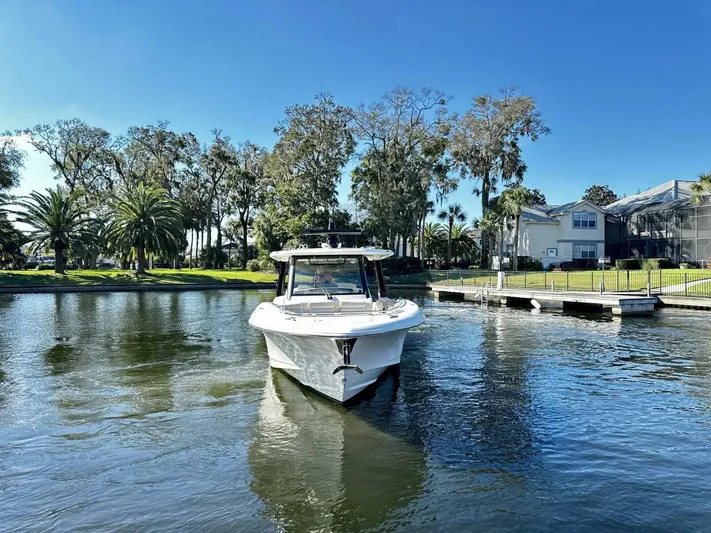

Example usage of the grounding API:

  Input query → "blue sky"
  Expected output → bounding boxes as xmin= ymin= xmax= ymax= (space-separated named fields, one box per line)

xmin=2 ymin=0 xmax=711 ymax=220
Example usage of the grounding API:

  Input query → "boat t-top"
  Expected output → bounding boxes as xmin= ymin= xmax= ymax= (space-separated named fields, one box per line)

xmin=248 ymin=228 xmax=424 ymax=403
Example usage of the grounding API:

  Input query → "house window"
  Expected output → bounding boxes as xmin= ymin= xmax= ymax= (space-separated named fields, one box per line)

xmin=504 ymin=244 xmax=514 ymax=257
xmin=547 ymin=248 xmax=558 ymax=257
xmin=573 ymin=211 xmax=597 ymax=229
xmin=573 ymin=243 xmax=597 ymax=259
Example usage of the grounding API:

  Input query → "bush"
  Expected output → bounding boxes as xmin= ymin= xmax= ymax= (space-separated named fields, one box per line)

xmin=36 ymin=263 xmax=54 ymax=271
xmin=641 ymin=257 xmax=673 ymax=270
xmin=382 ymin=256 xmax=424 ymax=275
xmin=24 ymin=261 xmax=39 ymax=270
xmin=259 ymin=257 xmax=275 ymax=271
xmin=247 ymin=259 xmax=261 ymax=272
xmin=615 ymin=259 xmax=641 ymax=270
xmin=560 ymin=259 xmax=598 ymax=271
xmin=199 ymin=247 xmax=228 ymax=269
xmin=516 ymin=256 xmax=543 ymax=271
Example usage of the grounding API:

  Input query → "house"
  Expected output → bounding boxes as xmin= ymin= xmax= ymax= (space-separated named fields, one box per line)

xmin=495 ymin=200 xmax=607 ymax=268
xmin=605 ymin=179 xmax=711 ymax=264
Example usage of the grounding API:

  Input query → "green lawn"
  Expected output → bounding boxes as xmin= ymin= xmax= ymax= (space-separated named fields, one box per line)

xmin=0 ymin=268 xmax=277 ymax=287
xmin=433 ymin=268 xmax=711 ymax=296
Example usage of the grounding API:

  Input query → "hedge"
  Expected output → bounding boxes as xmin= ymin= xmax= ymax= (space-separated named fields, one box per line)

xmin=615 ymin=259 xmax=641 ymax=270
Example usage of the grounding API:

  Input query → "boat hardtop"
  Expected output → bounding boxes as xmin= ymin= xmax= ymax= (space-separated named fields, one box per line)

xmin=270 ymin=246 xmax=394 ymax=262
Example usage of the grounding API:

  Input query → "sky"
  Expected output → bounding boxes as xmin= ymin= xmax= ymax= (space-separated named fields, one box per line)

xmin=2 ymin=0 xmax=711 ymax=221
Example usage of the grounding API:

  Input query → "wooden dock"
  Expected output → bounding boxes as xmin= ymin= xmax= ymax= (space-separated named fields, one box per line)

xmin=431 ymin=285 xmax=658 ymax=316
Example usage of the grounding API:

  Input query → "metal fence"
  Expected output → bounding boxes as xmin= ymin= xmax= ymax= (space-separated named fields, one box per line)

xmin=426 ymin=268 xmax=711 ymax=298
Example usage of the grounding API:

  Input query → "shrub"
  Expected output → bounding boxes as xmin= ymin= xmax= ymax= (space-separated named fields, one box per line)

xmin=641 ymin=257 xmax=673 ymax=270
xmin=36 ymin=263 xmax=54 ymax=271
xmin=516 ymin=256 xmax=543 ymax=271
xmin=615 ymin=259 xmax=641 ymax=270
xmin=247 ymin=259 xmax=261 ymax=272
xmin=24 ymin=261 xmax=39 ymax=270
xmin=259 ymin=257 xmax=275 ymax=271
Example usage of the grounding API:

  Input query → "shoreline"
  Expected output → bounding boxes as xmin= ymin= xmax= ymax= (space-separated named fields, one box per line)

xmin=0 ymin=282 xmax=431 ymax=295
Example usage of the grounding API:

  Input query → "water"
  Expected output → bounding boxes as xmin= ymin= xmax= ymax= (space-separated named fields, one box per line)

xmin=1 ymin=291 xmax=710 ymax=532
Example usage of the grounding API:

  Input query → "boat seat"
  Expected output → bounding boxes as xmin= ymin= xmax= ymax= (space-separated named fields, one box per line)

xmin=338 ymin=301 xmax=369 ymax=314
xmin=305 ymin=301 xmax=339 ymax=314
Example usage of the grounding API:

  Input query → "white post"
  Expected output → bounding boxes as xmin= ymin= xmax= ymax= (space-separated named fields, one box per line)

xmin=497 ymin=271 xmax=505 ymax=290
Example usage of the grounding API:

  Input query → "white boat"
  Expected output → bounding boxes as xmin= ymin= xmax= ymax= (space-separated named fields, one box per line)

xmin=248 ymin=230 xmax=424 ymax=403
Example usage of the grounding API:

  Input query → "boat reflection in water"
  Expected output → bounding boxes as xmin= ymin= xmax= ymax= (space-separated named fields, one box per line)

xmin=248 ymin=368 xmax=426 ymax=532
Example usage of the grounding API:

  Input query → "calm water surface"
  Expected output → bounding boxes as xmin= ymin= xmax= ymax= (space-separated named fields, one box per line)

xmin=1 ymin=291 xmax=710 ymax=532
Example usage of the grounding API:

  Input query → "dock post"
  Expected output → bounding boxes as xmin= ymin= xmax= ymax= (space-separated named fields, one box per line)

xmin=551 ymin=281 xmax=555 ymax=292
xmin=591 ymin=271 xmax=594 ymax=292
xmin=600 ymin=281 xmax=604 ymax=295
xmin=626 ymin=270 xmax=630 ymax=292
xmin=616 ymin=269 xmax=620 ymax=291
xmin=524 ymin=270 xmax=527 ymax=288
xmin=646 ymin=282 xmax=651 ymax=297
xmin=685 ymin=272 xmax=688 ymax=297
xmin=497 ymin=271 xmax=504 ymax=290
xmin=566 ymin=271 xmax=569 ymax=291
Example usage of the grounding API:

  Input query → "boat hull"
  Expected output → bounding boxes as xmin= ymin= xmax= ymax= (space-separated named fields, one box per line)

xmin=261 ymin=329 xmax=408 ymax=402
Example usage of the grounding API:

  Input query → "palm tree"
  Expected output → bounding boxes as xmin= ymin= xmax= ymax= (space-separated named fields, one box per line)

xmin=418 ymin=221 xmax=445 ymax=265
xmin=476 ymin=209 xmax=503 ymax=270
xmin=106 ymin=183 xmax=183 ymax=276
xmin=450 ymin=223 xmax=478 ymax=266
xmin=499 ymin=186 xmax=534 ymax=271
xmin=15 ymin=187 xmax=93 ymax=274
xmin=691 ymin=172 xmax=711 ymax=204
xmin=437 ymin=203 xmax=467 ymax=268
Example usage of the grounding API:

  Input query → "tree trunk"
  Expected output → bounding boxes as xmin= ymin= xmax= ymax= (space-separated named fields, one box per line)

xmin=216 ymin=223 xmax=223 ymax=268
xmin=513 ymin=214 xmax=520 ymax=271
xmin=499 ymin=220 xmax=505 ymax=271
xmin=395 ymin=234 xmax=400 ymax=257
xmin=447 ymin=221 xmax=453 ymax=268
xmin=188 ymin=229 xmax=193 ymax=269
xmin=205 ymin=202 xmax=213 ymax=252
xmin=479 ymin=169 xmax=491 ymax=268
xmin=199 ymin=229 xmax=204 ymax=266
xmin=54 ymin=243 xmax=65 ymax=275
xmin=242 ymin=219 xmax=249 ymax=269
xmin=136 ymin=243 xmax=147 ymax=275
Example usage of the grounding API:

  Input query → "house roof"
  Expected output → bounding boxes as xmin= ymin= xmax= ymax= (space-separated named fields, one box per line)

xmin=521 ymin=210 xmax=557 ymax=223
xmin=522 ymin=199 xmax=603 ymax=223
xmin=606 ymin=180 xmax=696 ymax=216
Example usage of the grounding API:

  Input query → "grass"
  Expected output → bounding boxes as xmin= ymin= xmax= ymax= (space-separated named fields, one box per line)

xmin=0 ymin=268 xmax=277 ymax=287
xmin=432 ymin=268 xmax=711 ymax=296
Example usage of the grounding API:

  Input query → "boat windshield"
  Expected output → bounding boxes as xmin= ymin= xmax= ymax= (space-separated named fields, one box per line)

xmin=291 ymin=257 xmax=365 ymax=297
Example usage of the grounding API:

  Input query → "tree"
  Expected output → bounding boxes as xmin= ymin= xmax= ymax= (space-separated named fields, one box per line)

xmin=582 ymin=184 xmax=619 ymax=207
xmin=15 ymin=187 xmax=93 ymax=274
xmin=418 ymin=221 xmax=445 ymax=263
xmin=351 ymin=87 xmax=454 ymax=255
xmin=475 ymin=200 xmax=505 ymax=269
xmin=437 ymin=203 xmax=467 ymax=267
xmin=228 ymin=141 xmax=267 ymax=267
xmin=105 ymin=183 xmax=183 ymax=275
xmin=528 ymin=188 xmax=547 ymax=206
xmin=199 ymin=131 xmax=236 ymax=256
xmin=0 ymin=134 xmax=25 ymax=190
xmin=450 ymin=88 xmax=550 ymax=268
xmin=265 ymin=93 xmax=355 ymax=238
xmin=21 ymin=119 xmax=112 ymax=196
xmin=450 ymin=223 xmax=479 ymax=266
xmin=499 ymin=186 xmax=534 ymax=270
xmin=691 ymin=173 xmax=711 ymax=204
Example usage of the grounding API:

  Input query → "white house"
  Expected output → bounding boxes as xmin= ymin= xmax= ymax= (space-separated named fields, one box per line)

xmin=496 ymin=200 xmax=607 ymax=268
